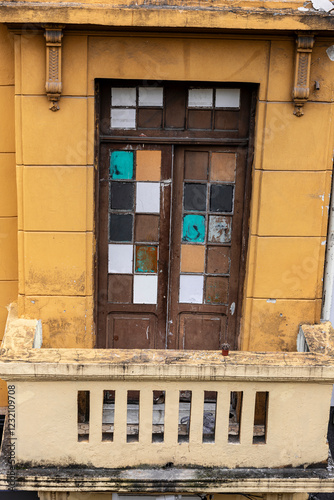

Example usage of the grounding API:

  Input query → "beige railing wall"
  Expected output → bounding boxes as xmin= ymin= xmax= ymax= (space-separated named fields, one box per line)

xmin=0 ymin=305 xmax=333 ymax=469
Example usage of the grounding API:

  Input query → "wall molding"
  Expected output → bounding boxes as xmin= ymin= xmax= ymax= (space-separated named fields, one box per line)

xmin=44 ymin=25 xmax=63 ymax=111
xmin=292 ymin=33 xmax=315 ymax=117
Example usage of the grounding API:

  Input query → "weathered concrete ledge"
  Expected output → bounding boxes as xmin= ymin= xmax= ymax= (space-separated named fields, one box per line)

xmin=1 ymin=305 xmax=334 ymax=382
xmin=0 ymin=464 xmax=334 ymax=493
xmin=2 ymin=0 xmax=334 ymax=32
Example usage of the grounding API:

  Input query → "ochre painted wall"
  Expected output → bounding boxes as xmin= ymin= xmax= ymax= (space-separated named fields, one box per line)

xmin=0 ymin=25 xmax=17 ymax=405
xmin=1 ymin=28 xmax=334 ymax=354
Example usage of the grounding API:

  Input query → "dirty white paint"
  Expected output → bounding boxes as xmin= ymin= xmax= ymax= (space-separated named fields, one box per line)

xmin=311 ymin=0 xmax=334 ymax=12
xmin=327 ymin=45 xmax=334 ymax=61
xmin=136 ymin=182 xmax=160 ymax=213
xmin=33 ymin=320 xmax=43 ymax=349
xmin=108 ymin=244 xmax=133 ymax=274
xmin=111 ymin=108 xmax=136 ymax=129
xmin=133 ymin=275 xmax=158 ymax=304
xmin=139 ymin=87 xmax=164 ymax=107
xmin=111 ymin=87 xmax=136 ymax=107
xmin=188 ymin=89 xmax=213 ymax=108
xmin=215 ymin=88 xmax=240 ymax=108
xmin=179 ymin=275 xmax=204 ymax=303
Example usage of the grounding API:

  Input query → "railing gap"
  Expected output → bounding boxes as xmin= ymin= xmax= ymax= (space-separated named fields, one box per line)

xmin=228 ymin=391 xmax=243 ymax=443
xmin=253 ymin=391 xmax=268 ymax=444
xmin=77 ymin=390 xmax=90 ymax=442
xmin=127 ymin=390 xmax=140 ymax=442
xmin=152 ymin=390 xmax=165 ymax=442
xmin=203 ymin=391 xmax=217 ymax=443
xmin=102 ymin=390 xmax=115 ymax=441
xmin=178 ymin=390 xmax=192 ymax=443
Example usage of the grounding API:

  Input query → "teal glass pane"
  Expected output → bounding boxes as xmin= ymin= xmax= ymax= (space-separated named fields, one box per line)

xmin=110 ymin=151 xmax=134 ymax=179
xmin=135 ymin=245 xmax=158 ymax=273
xmin=182 ymin=214 xmax=205 ymax=243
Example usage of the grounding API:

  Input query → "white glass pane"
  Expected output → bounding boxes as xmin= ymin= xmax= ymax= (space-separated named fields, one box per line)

xmin=188 ymin=89 xmax=213 ymax=108
xmin=179 ymin=275 xmax=204 ymax=304
xmin=138 ymin=87 xmax=163 ymax=107
xmin=111 ymin=108 xmax=136 ymax=129
xmin=215 ymin=89 xmax=240 ymax=108
xmin=111 ymin=88 xmax=136 ymax=107
xmin=108 ymin=244 xmax=133 ymax=273
xmin=136 ymin=182 xmax=160 ymax=213
xmin=133 ymin=275 xmax=158 ymax=304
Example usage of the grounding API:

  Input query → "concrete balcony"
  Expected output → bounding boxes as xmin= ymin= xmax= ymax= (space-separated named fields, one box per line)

xmin=0 ymin=304 xmax=333 ymax=492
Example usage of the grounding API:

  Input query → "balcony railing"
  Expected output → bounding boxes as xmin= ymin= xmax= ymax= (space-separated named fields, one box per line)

xmin=0 ymin=304 xmax=333 ymax=471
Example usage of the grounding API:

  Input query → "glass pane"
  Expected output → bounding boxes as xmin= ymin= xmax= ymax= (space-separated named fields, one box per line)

xmin=111 ymin=87 xmax=136 ymax=107
xmin=111 ymin=108 xmax=136 ymax=129
xmin=215 ymin=88 xmax=240 ymax=108
xmin=138 ymin=87 xmax=163 ymax=107
xmin=109 ymin=214 xmax=133 ymax=242
xmin=188 ymin=89 xmax=213 ymax=108
xmin=182 ymin=214 xmax=206 ymax=243
xmin=184 ymin=183 xmax=207 ymax=212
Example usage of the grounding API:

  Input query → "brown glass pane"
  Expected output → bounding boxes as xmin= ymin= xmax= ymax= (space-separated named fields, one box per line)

xmin=205 ymin=276 xmax=229 ymax=304
xmin=135 ymin=214 xmax=159 ymax=242
xmin=188 ymin=110 xmax=212 ymax=130
xmin=138 ymin=108 xmax=163 ymax=129
xmin=178 ymin=313 xmax=226 ymax=350
xmin=207 ymin=246 xmax=230 ymax=274
xmin=165 ymin=86 xmax=186 ymax=129
xmin=184 ymin=151 xmax=208 ymax=180
xmin=210 ymin=153 xmax=236 ymax=182
xmin=214 ymin=110 xmax=239 ymax=131
xmin=108 ymin=274 xmax=132 ymax=303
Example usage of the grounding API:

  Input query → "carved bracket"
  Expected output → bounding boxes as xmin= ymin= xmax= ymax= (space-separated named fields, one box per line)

xmin=44 ymin=26 xmax=63 ymax=112
xmin=292 ymin=33 xmax=315 ymax=117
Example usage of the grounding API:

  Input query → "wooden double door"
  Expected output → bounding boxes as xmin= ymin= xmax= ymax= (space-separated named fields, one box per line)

xmin=97 ymin=142 xmax=249 ymax=350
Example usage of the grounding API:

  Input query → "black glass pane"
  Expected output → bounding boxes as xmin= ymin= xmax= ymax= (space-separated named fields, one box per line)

xmin=109 ymin=214 xmax=133 ymax=242
xmin=110 ymin=182 xmax=134 ymax=210
xmin=184 ymin=183 xmax=207 ymax=211
xmin=210 ymin=185 xmax=234 ymax=213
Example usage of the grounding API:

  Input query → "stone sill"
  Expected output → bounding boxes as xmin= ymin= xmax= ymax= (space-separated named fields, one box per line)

xmin=0 ymin=304 xmax=334 ymax=382
xmin=2 ymin=0 xmax=334 ymax=32
xmin=0 ymin=463 xmax=333 ymax=493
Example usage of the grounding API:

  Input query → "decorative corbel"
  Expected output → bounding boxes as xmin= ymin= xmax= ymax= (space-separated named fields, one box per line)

xmin=292 ymin=33 xmax=315 ymax=117
xmin=44 ymin=26 xmax=63 ymax=111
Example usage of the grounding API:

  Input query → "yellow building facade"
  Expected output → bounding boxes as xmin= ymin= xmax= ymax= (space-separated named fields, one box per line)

xmin=0 ymin=0 xmax=334 ymax=497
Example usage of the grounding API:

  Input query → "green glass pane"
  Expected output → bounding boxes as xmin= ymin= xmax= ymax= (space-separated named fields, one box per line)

xmin=182 ymin=214 xmax=205 ymax=243
xmin=110 ymin=151 xmax=134 ymax=180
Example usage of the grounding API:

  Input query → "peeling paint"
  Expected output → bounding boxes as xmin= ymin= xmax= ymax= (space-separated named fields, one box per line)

xmin=267 ymin=299 xmax=277 ymax=303
xmin=311 ymin=0 xmax=334 ymax=12
xmin=327 ymin=45 xmax=334 ymax=61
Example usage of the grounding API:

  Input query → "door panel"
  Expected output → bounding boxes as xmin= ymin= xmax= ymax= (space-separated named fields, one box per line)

xmin=178 ymin=314 xmax=226 ymax=350
xmin=97 ymin=144 xmax=172 ymax=349
xmin=107 ymin=313 xmax=157 ymax=349
xmin=168 ymin=146 xmax=247 ymax=350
